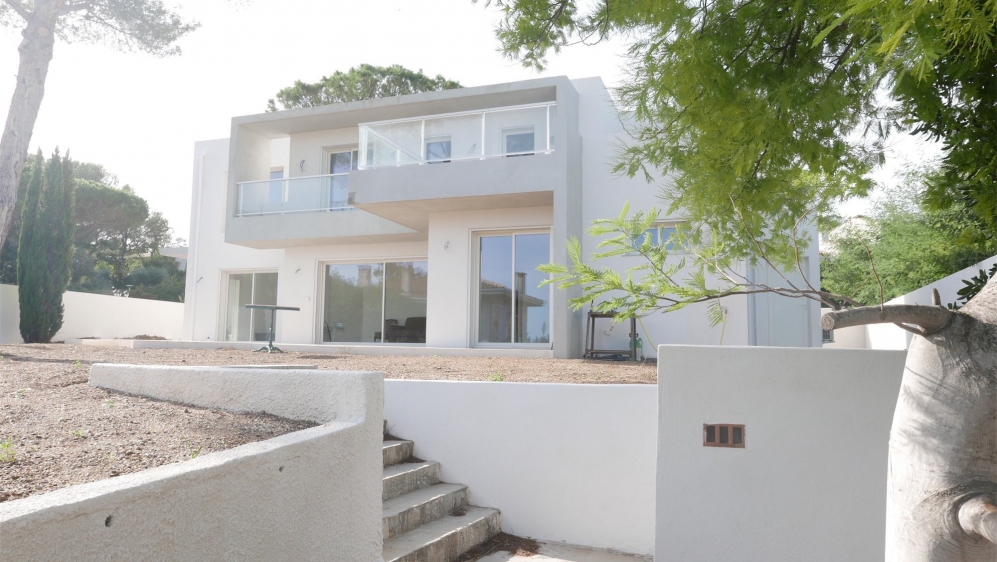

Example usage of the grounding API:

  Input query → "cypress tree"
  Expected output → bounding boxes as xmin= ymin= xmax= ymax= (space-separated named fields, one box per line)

xmin=17 ymin=149 xmax=75 ymax=343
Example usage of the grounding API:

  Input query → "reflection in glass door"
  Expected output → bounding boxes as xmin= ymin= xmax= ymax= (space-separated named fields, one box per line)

xmin=477 ymin=231 xmax=550 ymax=345
xmin=322 ymin=261 xmax=428 ymax=344
xmin=224 ymin=271 xmax=278 ymax=342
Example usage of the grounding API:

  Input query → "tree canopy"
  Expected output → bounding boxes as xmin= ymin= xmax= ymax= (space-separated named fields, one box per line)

xmin=0 ymin=0 xmax=199 ymax=256
xmin=484 ymin=0 xmax=997 ymax=315
xmin=822 ymin=167 xmax=997 ymax=305
xmin=266 ymin=64 xmax=462 ymax=112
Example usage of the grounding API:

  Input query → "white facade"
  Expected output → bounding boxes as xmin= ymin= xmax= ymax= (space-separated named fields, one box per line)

xmin=183 ymin=76 xmax=821 ymax=358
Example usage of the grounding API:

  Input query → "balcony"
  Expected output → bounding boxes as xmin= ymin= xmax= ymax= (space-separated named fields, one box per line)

xmin=350 ymin=103 xmax=561 ymax=231
xmin=357 ymin=102 xmax=555 ymax=168
xmin=237 ymin=174 xmax=353 ymax=217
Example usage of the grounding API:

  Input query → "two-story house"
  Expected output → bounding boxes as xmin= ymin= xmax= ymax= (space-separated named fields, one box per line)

xmin=181 ymin=76 xmax=821 ymax=358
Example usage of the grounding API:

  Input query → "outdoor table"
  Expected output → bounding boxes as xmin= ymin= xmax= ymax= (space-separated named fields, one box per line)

xmin=245 ymin=304 xmax=300 ymax=353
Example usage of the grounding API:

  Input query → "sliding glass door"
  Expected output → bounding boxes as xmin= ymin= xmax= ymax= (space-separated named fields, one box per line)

xmin=322 ymin=261 xmax=428 ymax=344
xmin=477 ymin=231 xmax=550 ymax=346
xmin=224 ymin=271 xmax=278 ymax=342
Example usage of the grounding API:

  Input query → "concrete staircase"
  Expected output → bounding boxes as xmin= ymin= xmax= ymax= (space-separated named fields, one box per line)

xmin=382 ymin=428 xmax=501 ymax=562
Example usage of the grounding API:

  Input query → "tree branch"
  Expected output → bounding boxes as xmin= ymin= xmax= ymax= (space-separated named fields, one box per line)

xmin=959 ymin=495 xmax=997 ymax=545
xmin=821 ymin=304 xmax=954 ymax=335
xmin=3 ymin=0 xmax=32 ymax=21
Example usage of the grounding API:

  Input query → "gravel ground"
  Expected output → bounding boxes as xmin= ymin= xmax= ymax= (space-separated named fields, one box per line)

xmin=0 ymin=344 xmax=658 ymax=384
xmin=0 ymin=343 xmax=654 ymax=503
xmin=0 ymin=347 xmax=317 ymax=504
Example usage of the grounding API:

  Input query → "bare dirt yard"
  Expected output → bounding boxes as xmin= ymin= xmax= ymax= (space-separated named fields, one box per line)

xmin=0 ymin=343 xmax=653 ymax=504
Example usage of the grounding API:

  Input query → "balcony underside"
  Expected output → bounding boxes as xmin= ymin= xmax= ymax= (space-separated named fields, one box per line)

xmin=354 ymin=192 xmax=554 ymax=232
xmin=225 ymin=209 xmax=425 ymax=249
xmin=349 ymin=153 xmax=561 ymax=231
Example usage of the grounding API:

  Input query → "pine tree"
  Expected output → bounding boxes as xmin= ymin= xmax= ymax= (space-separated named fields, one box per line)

xmin=17 ymin=149 xmax=75 ymax=343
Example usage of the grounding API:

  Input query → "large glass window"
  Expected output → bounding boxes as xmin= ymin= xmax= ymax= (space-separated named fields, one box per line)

xmin=477 ymin=232 xmax=550 ymax=345
xmin=322 ymin=261 xmax=428 ymax=344
xmin=224 ymin=271 xmax=278 ymax=342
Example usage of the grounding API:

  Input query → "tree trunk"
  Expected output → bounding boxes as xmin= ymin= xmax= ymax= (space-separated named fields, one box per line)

xmin=0 ymin=11 xmax=57 ymax=249
xmin=824 ymin=280 xmax=997 ymax=561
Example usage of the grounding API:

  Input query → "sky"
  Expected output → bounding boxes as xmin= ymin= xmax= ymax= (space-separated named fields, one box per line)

xmin=0 ymin=0 xmax=629 ymax=240
xmin=0 ymin=0 xmax=937 ymax=239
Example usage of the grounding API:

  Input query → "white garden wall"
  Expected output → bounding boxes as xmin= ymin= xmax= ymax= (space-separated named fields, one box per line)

xmin=823 ymin=254 xmax=997 ymax=350
xmin=656 ymin=345 xmax=907 ymax=562
xmin=0 ymin=284 xmax=184 ymax=344
xmin=383 ymin=380 xmax=658 ymax=556
xmin=0 ymin=365 xmax=383 ymax=562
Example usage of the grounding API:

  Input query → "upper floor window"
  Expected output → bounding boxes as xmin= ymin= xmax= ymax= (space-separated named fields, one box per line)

xmin=504 ymin=128 xmax=535 ymax=157
xmin=631 ymin=221 xmax=687 ymax=254
xmin=426 ymin=136 xmax=452 ymax=164
xmin=268 ymin=168 xmax=284 ymax=204
xmin=328 ymin=149 xmax=358 ymax=209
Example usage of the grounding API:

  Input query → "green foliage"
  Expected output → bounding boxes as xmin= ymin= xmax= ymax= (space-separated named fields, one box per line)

xmin=947 ymin=264 xmax=997 ymax=310
xmin=17 ymin=149 xmax=75 ymax=343
xmin=0 ymin=437 xmax=16 ymax=463
xmin=0 ymin=0 xmax=199 ymax=57
xmin=267 ymin=64 xmax=462 ymax=111
xmin=484 ymin=0 xmax=997 ymax=279
xmin=821 ymin=171 xmax=996 ymax=305
xmin=486 ymin=372 xmax=505 ymax=382
xmin=540 ymin=203 xmax=840 ymax=323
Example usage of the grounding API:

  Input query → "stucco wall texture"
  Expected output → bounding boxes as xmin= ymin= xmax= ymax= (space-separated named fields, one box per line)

xmin=0 ymin=284 xmax=184 ymax=344
xmin=383 ymin=379 xmax=658 ymax=556
xmin=0 ymin=365 xmax=384 ymax=562
xmin=656 ymin=345 xmax=908 ymax=562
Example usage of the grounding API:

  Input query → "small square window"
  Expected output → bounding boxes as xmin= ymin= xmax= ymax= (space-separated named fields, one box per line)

xmin=426 ymin=136 xmax=452 ymax=164
xmin=504 ymin=128 xmax=535 ymax=157
xmin=703 ymin=424 xmax=745 ymax=448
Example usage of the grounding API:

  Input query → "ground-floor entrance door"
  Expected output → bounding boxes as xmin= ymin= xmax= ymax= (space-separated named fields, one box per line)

xmin=475 ymin=230 xmax=551 ymax=346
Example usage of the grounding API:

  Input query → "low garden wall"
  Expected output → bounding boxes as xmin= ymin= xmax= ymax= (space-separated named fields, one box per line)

xmin=0 ymin=284 xmax=184 ymax=343
xmin=384 ymin=380 xmax=658 ymax=556
xmin=656 ymin=345 xmax=907 ymax=562
xmin=0 ymin=365 xmax=384 ymax=562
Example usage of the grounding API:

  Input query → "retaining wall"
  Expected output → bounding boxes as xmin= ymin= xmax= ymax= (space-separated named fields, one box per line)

xmin=383 ymin=380 xmax=658 ymax=556
xmin=656 ymin=345 xmax=907 ymax=562
xmin=0 ymin=284 xmax=184 ymax=343
xmin=0 ymin=365 xmax=383 ymax=562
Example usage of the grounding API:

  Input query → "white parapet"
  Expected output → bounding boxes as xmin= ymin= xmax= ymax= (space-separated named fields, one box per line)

xmin=0 ymin=365 xmax=384 ymax=562
xmin=656 ymin=345 xmax=907 ymax=562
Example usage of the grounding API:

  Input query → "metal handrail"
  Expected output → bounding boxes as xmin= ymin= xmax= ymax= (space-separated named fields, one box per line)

xmin=357 ymin=101 xmax=556 ymax=128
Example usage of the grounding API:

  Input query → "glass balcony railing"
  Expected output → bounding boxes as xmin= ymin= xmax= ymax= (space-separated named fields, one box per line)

xmin=237 ymin=174 xmax=354 ymax=216
xmin=357 ymin=102 xmax=555 ymax=169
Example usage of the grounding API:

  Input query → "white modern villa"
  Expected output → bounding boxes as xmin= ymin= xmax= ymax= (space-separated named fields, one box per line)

xmin=181 ymin=76 xmax=821 ymax=358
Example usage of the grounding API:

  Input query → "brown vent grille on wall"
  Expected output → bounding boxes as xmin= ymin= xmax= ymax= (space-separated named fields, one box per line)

xmin=703 ymin=424 xmax=745 ymax=448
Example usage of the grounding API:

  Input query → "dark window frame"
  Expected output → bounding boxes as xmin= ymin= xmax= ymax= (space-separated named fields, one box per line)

xmin=703 ymin=423 xmax=746 ymax=448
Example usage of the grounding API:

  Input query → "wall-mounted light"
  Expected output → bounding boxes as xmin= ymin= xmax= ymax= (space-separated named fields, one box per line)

xmin=444 ymin=241 xmax=450 ymax=250
xmin=294 ymin=268 xmax=301 ymax=274
xmin=299 ymin=159 xmax=306 ymax=173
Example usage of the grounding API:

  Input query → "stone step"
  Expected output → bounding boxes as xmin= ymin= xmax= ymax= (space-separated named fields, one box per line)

xmin=383 ymin=483 xmax=469 ymax=540
xmin=383 ymin=440 xmax=415 ymax=468
xmin=382 ymin=506 xmax=501 ymax=562
xmin=383 ymin=461 xmax=441 ymax=501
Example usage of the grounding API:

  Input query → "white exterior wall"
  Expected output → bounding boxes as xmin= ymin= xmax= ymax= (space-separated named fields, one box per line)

xmin=182 ymin=77 xmax=820 ymax=355
xmin=656 ymin=345 xmax=907 ymax=562
xmin=574 ymin=77 xmax=819 ymax=354
xmin=288 ymin=128 xmax=358 ymax=178
xmin=383 ymin=380 xmax=658 ymax=556
xmin=0 ymin=365 xmax=383 ymax=562
xmin=425 ymin=206 xmax=554 ymax=349
xmin=185 ymin=139 xmax=284 ymax=341
xmin=0 ymin=285 xmax=183 ymax=343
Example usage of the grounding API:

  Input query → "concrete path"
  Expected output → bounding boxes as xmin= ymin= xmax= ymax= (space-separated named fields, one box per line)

xmin=476 ymin=542 xmax=651 ymax=562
